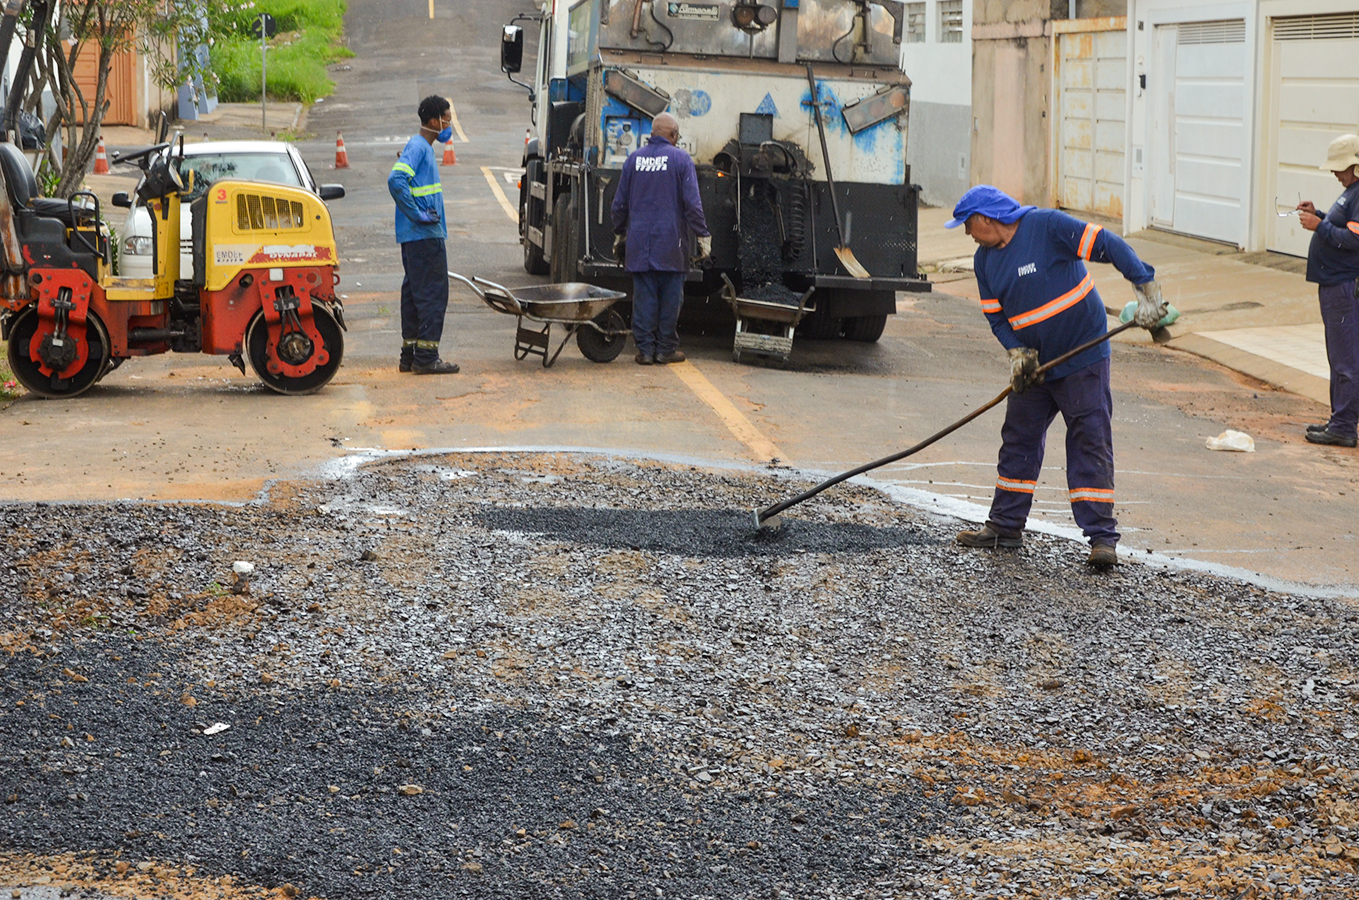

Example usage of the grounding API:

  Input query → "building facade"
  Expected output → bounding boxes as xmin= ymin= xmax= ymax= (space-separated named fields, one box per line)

xmin=899 ymin=0 xmax=974 ymax=207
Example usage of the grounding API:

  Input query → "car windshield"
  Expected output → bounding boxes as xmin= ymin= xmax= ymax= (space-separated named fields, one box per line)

xmin=175 ymin=153 xmax=301 ymax=201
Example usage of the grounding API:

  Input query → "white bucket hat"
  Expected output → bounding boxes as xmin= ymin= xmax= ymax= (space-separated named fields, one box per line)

xmin=1321 ymin=133 xmax=1359 ymax=172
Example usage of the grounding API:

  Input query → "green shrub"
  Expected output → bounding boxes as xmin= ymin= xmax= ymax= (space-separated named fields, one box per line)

xmin=210 ymin=0 xmax=352 ymax=104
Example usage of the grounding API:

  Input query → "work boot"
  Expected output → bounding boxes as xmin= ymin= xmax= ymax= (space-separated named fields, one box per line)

xmin=399 ymin=358 xmax=413 ymax=373
xmin=1087 ymin=543 xmax=1119 ymax=567
xmin=412 ymin=359 xmax=460 ymax=375
xmin=1306 ymin=422 xmax=1328 ymax=434
xmin=1305 ymin=428 xmax=1357 ymax=448
xmin=656 ymin=350 xmax=687 ymax=364
xmin=634 ymin=352 xmax=654 ymax=365
xmin=956 ymin=523 xmax=1022 ymax=549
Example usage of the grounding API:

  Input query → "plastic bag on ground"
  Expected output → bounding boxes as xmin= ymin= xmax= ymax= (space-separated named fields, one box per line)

xmin=1206 ymin=430 xmax=1255 ymax=452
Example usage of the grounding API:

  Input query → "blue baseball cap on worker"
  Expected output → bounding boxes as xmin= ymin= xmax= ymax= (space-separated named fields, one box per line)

xmin=944 ymin=185 xmax=1036 ymax=228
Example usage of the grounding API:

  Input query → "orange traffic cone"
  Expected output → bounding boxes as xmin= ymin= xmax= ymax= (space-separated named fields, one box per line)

xmin=334 ymin=133 xmax=350 ymax=169
xmin=92 ymin=135 xmax=109 ymax=175
xmin=441 ymin=139 xmax=457 ymax=166
xmin=524 ymin=128 xmax=530 ymax=149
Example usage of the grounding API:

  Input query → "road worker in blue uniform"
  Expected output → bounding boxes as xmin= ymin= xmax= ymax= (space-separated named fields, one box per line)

xmin=388 ymin=95 xmax=459 ymax=375
xmin=610 ymin=112 xmax=711 ymax=365
xmin=1296 ymin=133 xmax=1359 ymax=449
xmin=948 ymin=185 xmax=1166 ymax=567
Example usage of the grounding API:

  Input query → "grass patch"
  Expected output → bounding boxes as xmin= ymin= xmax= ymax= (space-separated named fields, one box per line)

xmin=1 ymin=340 xmax=21 ymax=408
xmin=211 ymin=0 xmax=353 ymax=104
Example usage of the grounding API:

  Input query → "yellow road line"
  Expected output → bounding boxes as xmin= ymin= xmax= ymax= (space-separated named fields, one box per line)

xmin=480 ymin=166 xmax=519 ymax=223
xmin=428 ymin=0 xmax=434 ymax=18
xmin=668 ymin=361 xmax=784 ymax=462
xmin=448 ymin=101 xmax=470 ymax=144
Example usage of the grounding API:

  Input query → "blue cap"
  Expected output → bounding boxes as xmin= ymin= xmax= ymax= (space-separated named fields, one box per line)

xmin=944 ymin=185 xmax=1036 ymax=229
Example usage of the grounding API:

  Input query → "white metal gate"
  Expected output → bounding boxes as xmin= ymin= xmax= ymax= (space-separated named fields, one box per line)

xmin=1055 ymin=26 xmax=1127 ymax=219
xmin=1147 ymin=19 xmax=1248 ymax=246
xmin=1266 ymin=13 xmax=1359 ymax=258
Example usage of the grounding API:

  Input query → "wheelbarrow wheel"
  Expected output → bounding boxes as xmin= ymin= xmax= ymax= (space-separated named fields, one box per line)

xmin=576 ymin=308 xmax=627 ymax=363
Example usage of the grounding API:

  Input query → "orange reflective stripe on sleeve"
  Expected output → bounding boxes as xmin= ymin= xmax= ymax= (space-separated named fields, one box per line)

xmin=1007 ymin=273 xmax=1095 ymax=330
xmin=997 ymin=477 xmax=1037 ymax=494
xmin=1078 ymin=223 xmax=1103 ymax=260
xmin=980 ymin=298 xmax=1002 ymax=314
xmin=1348 ymin=222 xmax=1359 ymax=236
xmin=1069 ymin=487 xmax=1115 ymax=503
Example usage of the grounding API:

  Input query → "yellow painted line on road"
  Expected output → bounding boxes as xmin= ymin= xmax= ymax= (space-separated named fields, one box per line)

xmin=480 ymin=166 xmax=519 ymax=223
xmin=429 ymin=0 xmax=434 ymax=18
xmin=668 ymin=361 xmax=784 ymax=463
xmin=448 ymin=101 xmax=470 ymax=144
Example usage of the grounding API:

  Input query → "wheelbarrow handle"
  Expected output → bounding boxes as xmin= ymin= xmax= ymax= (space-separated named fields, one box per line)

xmin=448 ymin=271 xmax=484 ymax=298
xmin=450 ymin=271 xmax=523 ymax=316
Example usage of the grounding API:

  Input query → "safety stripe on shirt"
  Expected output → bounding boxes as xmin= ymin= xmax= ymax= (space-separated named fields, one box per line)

xmin=1070 ymin=487 xmax=1115 ymax=503
xmin=1008 ymin=273 xmax=1095 ymax=330
xmin=1348 ymin=222 xmax=1359 ymax=235
xmin=1078 ymin=223 xmax=1103 ymax=260
xmin=980 ymin=298 xmax=1002 ymax=314
xmin=392 ymin=162 xmax=416 ymax=177
xmin=410 ymin=183 xmax=443 ymax=197
xmin=997 ymin=477 xmax=1037 ymax=494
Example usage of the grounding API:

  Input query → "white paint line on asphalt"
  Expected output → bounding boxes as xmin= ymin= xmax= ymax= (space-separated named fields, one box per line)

xmin=448 ymin=101 xmax=470 ymax=144
xmin=480 ymin=166 xmax=519 ymax=223
xmin=668 ymin=361 xmax=784 ymax=463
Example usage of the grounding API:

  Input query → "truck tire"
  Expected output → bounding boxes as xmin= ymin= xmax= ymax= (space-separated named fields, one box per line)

xmin=521 ymin=160 xmax=549 ymax=276
xmin=550 ymin=193 xmax=580 ymax=284
xmin=842 ymin=314 xmax=887 ymax=342
xmin=797 ymin=305 xmax=842 ymax=340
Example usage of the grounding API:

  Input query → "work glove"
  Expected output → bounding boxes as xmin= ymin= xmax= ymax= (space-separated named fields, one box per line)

xmin=694 ymin=235 xmax=712 ymax=263
xmin=416 ymin=208 xmax=441 ymax=225
xmin=613 ymin=233 xmax=626 ymax=265
xmin=1132 ymin=279 xmax=1168 ymax=329
xmin=1008 ymin=347 xmax=1043 ymax=394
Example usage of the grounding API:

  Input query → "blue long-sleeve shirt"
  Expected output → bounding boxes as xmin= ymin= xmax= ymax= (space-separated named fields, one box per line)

xmin=611 ymin=135 xmax=709 ymax=272
xmin=974 ymin=209 xmax=1155 ymax=381
xmin=388 ymin=136 xmax=446 ymax=243
xmin=1306 ymin=179 xmax=1359 ymax=286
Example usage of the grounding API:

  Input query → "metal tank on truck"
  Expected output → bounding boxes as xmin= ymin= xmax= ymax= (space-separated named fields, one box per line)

xmin=502 ymin=0 xmax=930 ymax=348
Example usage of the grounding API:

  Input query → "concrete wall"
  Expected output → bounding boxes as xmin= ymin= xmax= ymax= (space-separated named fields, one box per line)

xmin=907 ymin=99 xmax=973 ymax=206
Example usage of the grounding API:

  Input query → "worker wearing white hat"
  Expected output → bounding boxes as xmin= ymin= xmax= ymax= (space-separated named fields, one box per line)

xmin=1296 ymin=134 xmax=1359 ymax=448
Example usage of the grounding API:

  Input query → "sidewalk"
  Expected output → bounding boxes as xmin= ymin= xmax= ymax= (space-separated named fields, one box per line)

xmin=916 ymin=206 xmax=1331 ymax=407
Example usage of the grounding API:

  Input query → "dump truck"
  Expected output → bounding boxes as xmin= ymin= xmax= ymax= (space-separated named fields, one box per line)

xmin=502 ymin=0 xmax=929 ymax=346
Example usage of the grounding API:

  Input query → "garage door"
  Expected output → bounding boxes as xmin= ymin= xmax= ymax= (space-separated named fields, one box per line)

xmin=1055 ymin=27 xmax=1127 ymax=219
xmin=1267 ymin=12 xmax=1359 ymax=258
xmin=1148 ymin=19 xmax=1247 ymax=246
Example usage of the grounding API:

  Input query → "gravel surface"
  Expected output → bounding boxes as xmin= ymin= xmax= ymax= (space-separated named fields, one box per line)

xmin=2 ymin=452 xmax=1358 ymax=899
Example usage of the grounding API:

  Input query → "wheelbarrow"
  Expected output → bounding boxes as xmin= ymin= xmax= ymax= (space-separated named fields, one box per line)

xmin=720 ymin=273 xmax=816 ymax=365
xmin=449 ymin=273 xmax=629 ymax=368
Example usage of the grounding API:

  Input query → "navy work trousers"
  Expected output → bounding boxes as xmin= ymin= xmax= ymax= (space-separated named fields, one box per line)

xmin=400 ymin=238 xmax=449 ymax=366
xmin=631 ymin=271 xmax=685 ymax=357
xmin=987 ymin=357 xmax=1119 ymax=546
xmin=1319 ymin=279 xmax=1359 ymax=439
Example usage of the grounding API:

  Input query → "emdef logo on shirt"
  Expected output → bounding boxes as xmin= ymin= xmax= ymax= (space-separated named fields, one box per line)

xmin=635 ymin=156 xmax=669 ymax=173
xmin=1017 ymin=263 xmax=1037 ymax=277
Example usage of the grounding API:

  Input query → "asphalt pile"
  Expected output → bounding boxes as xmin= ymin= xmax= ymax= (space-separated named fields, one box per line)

xmin=738 ymin=190 xmax=801 ymax=307
xmin=1 ymin=452 xmax=1357 ymax=900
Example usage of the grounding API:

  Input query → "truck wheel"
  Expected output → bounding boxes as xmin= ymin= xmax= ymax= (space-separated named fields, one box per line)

xmin=550 ymin=194 xmax=580 ymax=284
xmin=842 ymin=314 xmax=887 ymax=342
xmin=521 ymin=160 xmax=549 ymax=276
xmin=576 ymin=308 xmax=627 ymax=363
xmin=797 ymin=305 xmax=842 ymax=340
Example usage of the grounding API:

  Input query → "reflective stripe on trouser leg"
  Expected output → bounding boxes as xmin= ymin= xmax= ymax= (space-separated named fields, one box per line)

xmin=1319 ymin=279 xmax=1359 ymax=437
xmin=400 ymin=238 xmax=449 ymax=366
xmin=988 ymin=381 xmax=1059 ymax=534
xmin=1058 ymin=358 xmax=1119 ymax=545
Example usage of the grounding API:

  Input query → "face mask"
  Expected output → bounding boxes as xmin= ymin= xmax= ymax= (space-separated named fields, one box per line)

xmin=437 ymin=126 xmax=453 ymax=144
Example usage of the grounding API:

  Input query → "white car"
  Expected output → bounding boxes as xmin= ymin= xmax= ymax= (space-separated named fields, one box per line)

xmin=117 ymin=140 xmax=344 ymax=279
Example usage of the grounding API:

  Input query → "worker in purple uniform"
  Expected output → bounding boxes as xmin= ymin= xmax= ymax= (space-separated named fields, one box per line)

xmin=947 ymin=185 xmax=1167 ymax=567
xmin=610 ymin=112 xmax=711 ymax=365
xmin=1296 ymin=133 xmax=1359 ymax=449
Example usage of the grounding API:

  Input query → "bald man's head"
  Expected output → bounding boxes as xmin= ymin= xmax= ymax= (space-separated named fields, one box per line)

xmin=652 ymin=113 xmax=680 ymax=143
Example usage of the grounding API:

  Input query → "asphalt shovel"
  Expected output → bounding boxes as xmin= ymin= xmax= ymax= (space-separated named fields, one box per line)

xmin=754 ymin=320 xmax=1140 ymax=532
xmin=806 ymin=64 xmax=870 ymax=280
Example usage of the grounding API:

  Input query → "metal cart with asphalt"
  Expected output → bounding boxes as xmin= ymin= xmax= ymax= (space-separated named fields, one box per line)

xmin=449 ymin=272 xmax=629 ymax=368
xmin=720 ymin=274 xmax=816 ymax=365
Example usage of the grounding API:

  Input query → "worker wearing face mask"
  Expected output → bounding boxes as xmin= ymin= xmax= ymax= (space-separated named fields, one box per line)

xmin=388 ymin=94 xmax=459 ymax=375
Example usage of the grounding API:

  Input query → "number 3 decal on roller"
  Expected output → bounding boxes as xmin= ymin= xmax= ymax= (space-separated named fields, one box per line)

xmin=215 ymin=188 xmax=229 ymax=204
